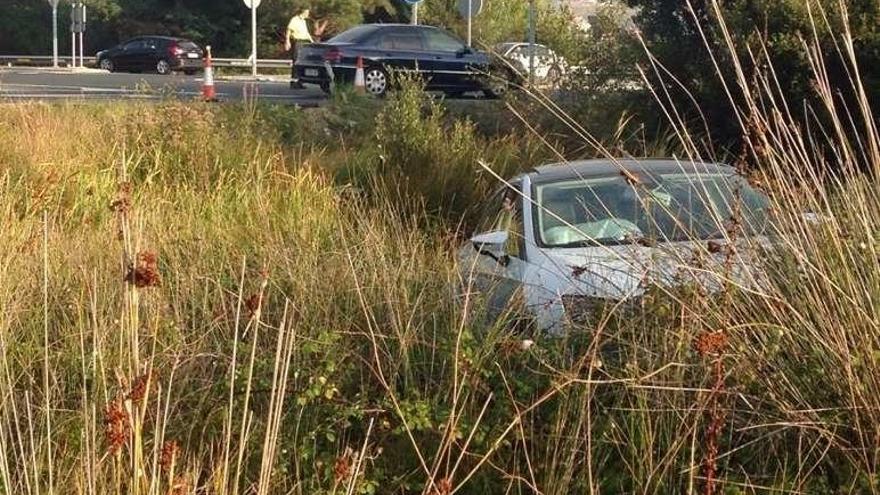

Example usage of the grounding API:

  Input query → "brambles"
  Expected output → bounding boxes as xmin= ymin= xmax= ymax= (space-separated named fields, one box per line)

xmin=128 ymin=372 xmax=151 ymax=405
xmin=160 ymin=441 xmax=180 ymax=473
xmin=125 ymin=251 xmax=161 ymax=288
xmin=104 ymin=395 xmax=130 ymax=456
xmin=1 ymin=3 xmax=879 ymax=488
xmin=110 ymin=182 xmax=132 ymax=214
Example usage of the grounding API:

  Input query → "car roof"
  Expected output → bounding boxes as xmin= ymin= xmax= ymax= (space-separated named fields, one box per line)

xmin=361 ymin=23 xmax=444 ymax=29
xmin=127 ymin=35 xmax=191 ymax=42
xmin=527 ymin=159 xmax=737 ymax=184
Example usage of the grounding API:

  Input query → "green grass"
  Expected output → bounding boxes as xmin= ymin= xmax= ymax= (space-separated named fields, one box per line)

xmin=1 ymin=21 xmax=880 ymax=493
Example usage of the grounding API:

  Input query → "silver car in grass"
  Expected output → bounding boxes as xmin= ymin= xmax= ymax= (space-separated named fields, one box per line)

xmin=457 ymin=159 xmax=773 ymax=333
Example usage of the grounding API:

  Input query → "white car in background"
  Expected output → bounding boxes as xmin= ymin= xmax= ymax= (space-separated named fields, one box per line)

xmin=494 ymin=42 xmax=566 ymax=84
xmin=458 ymin=159 xmax=773 ymax=333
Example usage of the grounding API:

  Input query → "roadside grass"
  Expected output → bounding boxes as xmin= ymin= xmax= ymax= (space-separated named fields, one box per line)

xmin=1 ymin=5 xmax=880 ymax=492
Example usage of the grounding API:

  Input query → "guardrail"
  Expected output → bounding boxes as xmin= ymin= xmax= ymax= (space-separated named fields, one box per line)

xmin=0 ymin=55 xmax=291 ymax=69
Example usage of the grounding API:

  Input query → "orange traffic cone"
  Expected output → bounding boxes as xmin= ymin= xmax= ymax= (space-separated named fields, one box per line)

xmin=202 ymin=46 xmax=217 ymax=102
xmin=354 ymin=56 xmax=366 ymax=94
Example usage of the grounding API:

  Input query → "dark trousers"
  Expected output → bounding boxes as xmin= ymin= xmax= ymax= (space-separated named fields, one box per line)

xmin=290 ymin=41 xmax=303 ymax=84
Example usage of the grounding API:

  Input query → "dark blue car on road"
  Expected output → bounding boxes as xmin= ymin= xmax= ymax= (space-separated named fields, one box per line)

xmin=295 ymin=24 xmax=512 ymax=97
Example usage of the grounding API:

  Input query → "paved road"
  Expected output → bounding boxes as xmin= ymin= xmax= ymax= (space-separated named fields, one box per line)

xmin=0 ymin=68 xmax=326 ymax=106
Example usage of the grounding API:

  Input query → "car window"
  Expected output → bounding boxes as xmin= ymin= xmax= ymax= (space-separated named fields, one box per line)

xmin=423 ymin=28 xmax=465 ymax=52
xmin=377 ymin=31 xmax=424 ymax=51
xmin=329 ymin=25 xmax=378 ymax=44
xmin=534 ymin=173 xmax=770 ymax=247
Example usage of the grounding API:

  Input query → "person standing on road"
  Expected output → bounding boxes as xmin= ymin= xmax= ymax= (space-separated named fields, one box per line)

xmin=285 ymin=8 xmax=314 ymax=89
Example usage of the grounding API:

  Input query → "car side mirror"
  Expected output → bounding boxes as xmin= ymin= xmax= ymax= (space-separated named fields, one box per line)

xmin=471 ymin=230 xmax=510 ymax=267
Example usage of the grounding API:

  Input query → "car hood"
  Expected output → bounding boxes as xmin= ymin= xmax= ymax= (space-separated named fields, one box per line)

xmin=529 ymin=239 xmax=765 ymax=300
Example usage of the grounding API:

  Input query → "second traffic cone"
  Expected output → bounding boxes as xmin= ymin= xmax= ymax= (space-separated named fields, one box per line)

xmin=202 ymin=45 xmax=217 ymax=102
xmin=354 ymin=56 xmax=366 ymax=94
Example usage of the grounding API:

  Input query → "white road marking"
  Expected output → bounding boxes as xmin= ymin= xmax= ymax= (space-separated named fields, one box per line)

xmin=0 ymin=82 xmax=134 ymax=93
xmin=0 ymin=93 xmax=156 ymax=99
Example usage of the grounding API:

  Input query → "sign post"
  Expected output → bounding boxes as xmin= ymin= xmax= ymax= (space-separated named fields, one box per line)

xmin=457 ymin=0 xmax=483 ymax=47
xmin=404 ymin=0 xmax=423 ymax=25
xmin=48 ymin=0 xmax=59 ymax=68
xmin=468 ymin=0 xmax=471 ymax=46
xmin=528 ymin=0 xmax=536 ymax=86
xmin=243 ymin=0 xmax=262 ymax=77
xmin=79 ymin=4 xmax=86 ymax=68
xmin=71 ymin=3 xmax=86 ymax=68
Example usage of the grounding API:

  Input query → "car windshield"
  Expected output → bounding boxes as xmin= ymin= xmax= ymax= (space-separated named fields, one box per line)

xmin=328 ymin=25 xmax=378 ymax=44
xmin=534 ymin=172 xmax=771 ymax=247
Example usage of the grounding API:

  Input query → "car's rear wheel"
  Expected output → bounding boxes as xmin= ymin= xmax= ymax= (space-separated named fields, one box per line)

xmin=156 ymin=59 xmax=172 ymax=75
xmin=99 ymin=58 xmax=114 ymax=72
xmin=363 ymin=66 xmax=388 ymax=97
xmin=484 ymin=77 xmax=509 ymax=99
xmin=545 ymin=66 xmax=563 ymax=88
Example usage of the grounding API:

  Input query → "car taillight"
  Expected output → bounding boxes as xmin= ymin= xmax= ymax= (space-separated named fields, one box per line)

xmin=323 ymin=48 xmax=342 ymax=63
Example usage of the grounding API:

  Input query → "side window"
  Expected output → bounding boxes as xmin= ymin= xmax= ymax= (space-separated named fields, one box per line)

xmin=378 ymin=30 xmax=424 ymax=50
xmin=423 ymin=29 xmax=465 ymax=52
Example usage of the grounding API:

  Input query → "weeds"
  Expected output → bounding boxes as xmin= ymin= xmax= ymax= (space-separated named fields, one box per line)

xmin=1 ymin=2 xmax=880 ymax=491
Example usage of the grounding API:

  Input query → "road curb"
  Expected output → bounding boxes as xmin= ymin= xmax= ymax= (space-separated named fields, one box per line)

xmin=215 ymin=75 xmax=289 ymax=83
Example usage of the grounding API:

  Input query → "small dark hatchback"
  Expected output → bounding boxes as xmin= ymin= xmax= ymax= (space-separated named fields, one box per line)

xmin=96 ymin=36 xmax=204 ymax=75
xmin=295 ymin=24 xmax=512 ymax=97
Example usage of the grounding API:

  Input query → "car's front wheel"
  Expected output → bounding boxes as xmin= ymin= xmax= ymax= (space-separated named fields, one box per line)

xmin=156 ymin=59 xmax=172 ymax=75
xmin=363 ymin=66 xmax=388 ymax=97
xmin=99 ymin=58 xmax=114 ymax=72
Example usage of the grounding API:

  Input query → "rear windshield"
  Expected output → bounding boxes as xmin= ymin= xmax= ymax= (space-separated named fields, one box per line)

xmin=328 ymin=25 xmax=378 ymax=44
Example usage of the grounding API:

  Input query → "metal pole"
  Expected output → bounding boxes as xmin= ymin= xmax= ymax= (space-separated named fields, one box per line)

xmin=79 ymin=4 xmax=85 ymax=68
xmin=52 ymin=4 xmax=58 ymax=67
xmin=250 ymin=3 xmax=257 ymax=77
xmin=528 ymin=0 xmax=536 ymax=86
xmin=467 ymin=0 xmax=472 ymax=46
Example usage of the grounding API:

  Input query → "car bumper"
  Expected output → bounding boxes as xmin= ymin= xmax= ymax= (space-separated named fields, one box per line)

xmin=172 ymin=57 xmax=203 ymax=70
xmin=295 ymin=63 xmax=355 ymax=84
